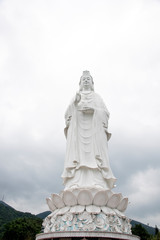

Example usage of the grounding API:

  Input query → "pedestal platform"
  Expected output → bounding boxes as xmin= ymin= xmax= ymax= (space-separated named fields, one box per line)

xmin=43 ymin=189 xmax=131 ymax=234
xmin=36 ymin=231 xmax=140 ymax=240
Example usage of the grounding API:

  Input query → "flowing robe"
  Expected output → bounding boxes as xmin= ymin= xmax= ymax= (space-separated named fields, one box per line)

xmin=62 ymin=91 xmax=116 ymax=190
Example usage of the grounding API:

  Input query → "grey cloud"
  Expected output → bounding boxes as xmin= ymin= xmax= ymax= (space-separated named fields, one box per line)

xmin=0 ymin=0 xmax=160 ymax=227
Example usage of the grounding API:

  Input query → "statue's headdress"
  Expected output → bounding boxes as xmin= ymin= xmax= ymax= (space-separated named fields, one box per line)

xmin=82 ymin=70 xmax=91 ymax=76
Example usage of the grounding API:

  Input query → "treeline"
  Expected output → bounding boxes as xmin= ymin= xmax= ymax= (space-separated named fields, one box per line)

xmin=132 ymin=224 xmax=160 ymax=240
xmin=0 ymin=201 xmax=42 ymax=240
xmin=0 ymin=217 xmax=42 ymax=240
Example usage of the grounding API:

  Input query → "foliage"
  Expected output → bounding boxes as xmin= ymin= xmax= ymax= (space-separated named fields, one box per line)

xmin=131 ymin=220 xmax=155 ymax=236
xmin=155 ymin=225 xmax=159 ymax=236
xmin=149 ymin=226 xmax=160 ymax=240
xmin=149 ymin=233 xmax=160 ymax=240
xmin=132 ymin=224 xmax=151 ymax=240
xmin=1 ymin=217 xmax=42 ymax=240
xmin=0 ymin=201 xmax=41 ymax=239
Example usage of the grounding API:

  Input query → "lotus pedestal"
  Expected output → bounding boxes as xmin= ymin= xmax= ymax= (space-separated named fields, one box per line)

xmin=35 ymin=189 xmax=139 ymax=240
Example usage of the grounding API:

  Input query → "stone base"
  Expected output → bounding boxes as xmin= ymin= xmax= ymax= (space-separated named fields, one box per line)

xmin=42 ymin=189 xmax=133 ymax=238
xmin=36 ymin=231 xmax=140 ymax=240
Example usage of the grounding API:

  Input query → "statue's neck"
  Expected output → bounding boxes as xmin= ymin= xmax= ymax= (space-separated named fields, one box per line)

xmin=82 ymin=87 xmax=92 ymax=92
xmin=81 ymin=90 xmax=92 ymax=95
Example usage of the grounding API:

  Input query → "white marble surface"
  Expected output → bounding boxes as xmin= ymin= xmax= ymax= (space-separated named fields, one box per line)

xmin=46 ymin=189 xmax=128 ymax=213
xmin=43 ymin=213 xmax=131 ymax=234
xmin=62 ymin=190 xmax=77 ymax=206
xmin=43 ymin=205 xmax=132 ymax=234
xmin=62 ymin=70 xmax=116 ymax=190
xmin=93 ymin=190 xmax=109 ymax=206
xmin=51 ymin=194 xmax=65 ymax=208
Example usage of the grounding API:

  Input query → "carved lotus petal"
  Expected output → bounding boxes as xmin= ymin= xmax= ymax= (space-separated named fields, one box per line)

xmin=72 ymin=188 xmax=99 ymax=198
xmin=86 ymin=205 xmax=101 ymax=214
xmin=78 ymin=221 xmax=83 ymax=228
xmin=51 ymin=225 xmax=56 ymax=232
xmin=70 ymin=205 xmax=85 ymax=213
xmin=61 ymin=212 xmax=73 ymax=222
xmin=114 ymin=209 xmax=125 ymax=217
xmin=51 ymin=193 xmax=65 ymax=208
xmin=62 ymin=190 xmax=77 ymax=206
xmin=52 ymin=208 xmax=60 ymax=216
xmin=72 ymin=188 xmax=80 ymax=197
xmin=56 ymin=206 xmax=70 ymax=215
xmin=42 ymin=218 xmax=49 ymax=227
xmin=44 ymin=225 xmax=50 ymax=233
xmin=47 ymin=209 xmax=59 ymax=219
xmin=50 ymin=208 xmax=61 ymax=217
xmin=93 ymin=190 xmax=108 ymax=206
xmin=106 ymin=190 xmax=113 ymax=199
xmin=101 ymin=206 xmax=116 ymax=215
xmin=89 ymin=188 xmax=99 ymax=197
xmin=51 ymin=217 xmax=56 ymax=224
xmin=83 ymin=222 xmax=96 ymax=231
xmin=107 ymin=193 xmax=122 ymax=209
xmin=117 ymin=197 xmax=128 ymax=212
xmin=77 ymin=190 xmax=93 ymax=206
xmin=47 ymin=212 xmax=54 ymax=219
xmin=78 ymin=211 xmax=92 ymax=222
xmin=46 ymin=197 xmax=56 ymax=212
xmin=94 ymin=215 xmax=105 ymax=229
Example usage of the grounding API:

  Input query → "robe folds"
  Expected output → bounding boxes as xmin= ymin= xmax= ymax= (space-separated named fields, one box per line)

xmin=62 ymin=91 xmax=116 ymax=190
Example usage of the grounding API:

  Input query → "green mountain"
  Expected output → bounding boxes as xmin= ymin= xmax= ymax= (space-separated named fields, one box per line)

xmin=131 ymin=220 xmax=155 ymax=236
xmin=36 ymin=211 xmax=51 ymax=219
xmin=0 ymin=201 xmax=36 ymax=223
xmin=0 ymin=201 xmax=41 ymax=239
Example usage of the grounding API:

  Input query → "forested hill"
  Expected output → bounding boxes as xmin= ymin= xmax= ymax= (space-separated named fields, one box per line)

xmin=0 ymin=200 xmax=37 ymax=225
xmin=36 ymin=210 xmax=51 ymax=219
xmin=131 ymin=220 xmax=155 ymax=236
xmin=0 ymin=201 xmax=40 ymax=239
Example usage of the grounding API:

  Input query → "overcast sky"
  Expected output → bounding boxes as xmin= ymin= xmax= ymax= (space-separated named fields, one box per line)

xmin=0 ymin=0 xmax=160 ymax=228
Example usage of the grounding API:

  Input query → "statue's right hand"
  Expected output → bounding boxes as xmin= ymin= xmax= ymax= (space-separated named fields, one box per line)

xmin=74 ymin=92 xmax=81 ymax=105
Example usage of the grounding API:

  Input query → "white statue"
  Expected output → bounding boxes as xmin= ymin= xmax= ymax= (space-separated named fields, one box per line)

xmin=41 ymin=71 xmax=133 ymax=238
xmin=62 ymin=71 xmax=116 ymax=190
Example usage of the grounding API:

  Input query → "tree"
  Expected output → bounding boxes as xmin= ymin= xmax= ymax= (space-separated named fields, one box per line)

xmin=155 ymin=225 xmax=159 ymax=236
xmin=1 ymin=217 xmax=42 ymax=240
xmin=132 ymin=224 xmax=150 ymax=240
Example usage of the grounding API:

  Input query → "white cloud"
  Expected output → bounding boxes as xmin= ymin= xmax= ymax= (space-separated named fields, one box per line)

xmin=126 ymin=168 xmax=160 ymax=227
xmin=129 ymin=168 xmax=160 ymax=205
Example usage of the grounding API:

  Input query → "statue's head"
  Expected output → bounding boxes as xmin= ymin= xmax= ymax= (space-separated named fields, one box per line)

xmin=79 ymin=70 xmax=94 ymax=91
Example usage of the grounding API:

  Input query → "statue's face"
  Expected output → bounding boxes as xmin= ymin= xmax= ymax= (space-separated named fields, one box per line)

xmin=81 ymin=75 xmax=93 ymax=89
